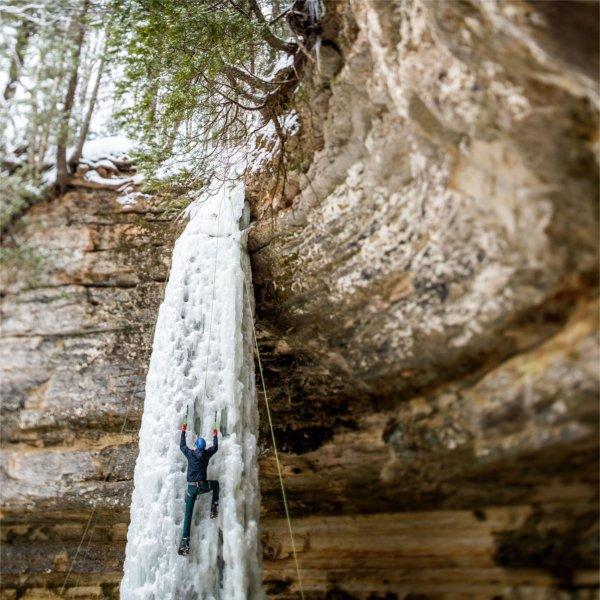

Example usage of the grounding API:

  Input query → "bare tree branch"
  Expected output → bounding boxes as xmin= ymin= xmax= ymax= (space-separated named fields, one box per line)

xmin=247 ymin=0 xmax=297 ymax=54
xmin=223 ymin=72 xmax=265 ymax=104
xmin=4 ymin=18 xmax=36 ymax=100
xmin=223 ymin=64 xmax=277 ymax=93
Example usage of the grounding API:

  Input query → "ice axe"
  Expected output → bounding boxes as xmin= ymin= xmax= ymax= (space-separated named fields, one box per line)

xmin=180 ymin=403 xmax=191 ymax=431
xmin=215 ymin=409 xmax=227 ymax=437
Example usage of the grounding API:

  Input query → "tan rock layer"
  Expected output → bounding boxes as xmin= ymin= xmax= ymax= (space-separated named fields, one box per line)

xmin=2 ymin=0 xmax=599 ymax=597
xmin=1 ymin=188 xmax=179 ymax=597
xmin=3 ymin=508 xmax=597 ymax=599
xmin=262 ymin=510 xmax=599 ymax=599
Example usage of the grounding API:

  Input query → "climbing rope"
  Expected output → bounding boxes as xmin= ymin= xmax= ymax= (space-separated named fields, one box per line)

xmin=242 ymin=269 xmax=306 ymax=600
xmin=199 ymin=193 xmax=225 ymax=423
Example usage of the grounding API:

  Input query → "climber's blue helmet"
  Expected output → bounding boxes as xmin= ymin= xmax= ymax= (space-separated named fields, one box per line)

xmin=195 ymin=437 xmax=206 ymax=451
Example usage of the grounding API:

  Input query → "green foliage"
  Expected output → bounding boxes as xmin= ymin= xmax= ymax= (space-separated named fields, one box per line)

xmin=114 ymin=2 xmax=243 ymax=120
xmin=156 ymin=193 xmax=195 ymax=217
xmin=142 ymin=169 xmax=198 ymax=217
xmin=109 ymin=0 xmax=292 ymax=189
xmin=0 ymin=170 xmax=42 ymax=230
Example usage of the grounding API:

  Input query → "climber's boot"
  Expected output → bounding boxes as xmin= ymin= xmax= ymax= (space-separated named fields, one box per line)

xmin=210 ymin=502 xmax=219 ymax=519
xmin=178 ymin=537 xmax=190 ymax=556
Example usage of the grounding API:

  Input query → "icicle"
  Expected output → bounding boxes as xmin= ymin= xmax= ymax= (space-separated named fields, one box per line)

xmin=306 ymin=0 xmax=325 ymax=71
xmin=307 ymin=0 xmax=325 ymax=24
xmin=121 ymin=181 xmax=263 ymax=599
xmin=314 ymin=36 xmax=322 ymax=73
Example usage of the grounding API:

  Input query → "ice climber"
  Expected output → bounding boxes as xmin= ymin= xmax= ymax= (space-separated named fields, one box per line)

xmin=177 ymin=422 xmax=220 ymax=556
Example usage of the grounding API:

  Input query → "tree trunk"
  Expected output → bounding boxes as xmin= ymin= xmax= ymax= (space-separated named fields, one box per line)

xmin=27 ymin=46 xmax=44 ymax=177
xmin=56 ymin=0 xmax=90 ymax=193
xmin=3 ymin=19 xmax=35 ymax=101
xmin=69 ymin=51 xmax=106 ymax=168
xmin=28 ymin=102 xmax=38 ymax=174
xmin=38 ymin=51 xmax=67 ymax=177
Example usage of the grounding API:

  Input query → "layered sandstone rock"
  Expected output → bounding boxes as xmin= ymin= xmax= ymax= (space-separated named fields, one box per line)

xmin=1 ymin=188 xmax=178 ymax=598
xmin=249 ymin=0 xmax=599 ymax=597
xmin=1 ymin=0 xmax=599 ymax=598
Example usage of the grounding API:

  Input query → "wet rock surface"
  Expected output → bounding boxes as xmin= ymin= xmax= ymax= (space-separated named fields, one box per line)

xmin=0 ymin=188 xmax=178 ymax=598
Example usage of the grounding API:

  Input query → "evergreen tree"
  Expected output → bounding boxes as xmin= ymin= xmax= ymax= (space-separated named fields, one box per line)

xmin=0 ymin=0 xmax=323 ymax=227
xmin=109 ymin=0 xmax=319 ymax=191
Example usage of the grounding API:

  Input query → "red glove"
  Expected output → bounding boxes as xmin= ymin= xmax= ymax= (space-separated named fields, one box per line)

xmin=181 ymin=422 xmax=187 ymax=432
xmin=213 ymin=428 xmax=218 ymax=437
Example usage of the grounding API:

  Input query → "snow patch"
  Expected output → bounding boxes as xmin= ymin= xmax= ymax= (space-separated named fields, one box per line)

xmin=83 ymin=170 xmax=132 ymax=188
xmin=247 ymin=111 xmax=300 ymax=173
xmin=81 ymin=135 xmax=134 ymax=162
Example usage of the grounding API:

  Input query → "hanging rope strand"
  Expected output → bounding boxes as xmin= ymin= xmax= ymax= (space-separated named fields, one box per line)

xmin=71 ymin=510 xmax=99 ymax=589
xmin=199 ymin=194 xmax=225 ymax=426
xmin=59 ymin=219 xmax=172 ymax=593
xmin=242 ymin=271 xmax=306 ymax=600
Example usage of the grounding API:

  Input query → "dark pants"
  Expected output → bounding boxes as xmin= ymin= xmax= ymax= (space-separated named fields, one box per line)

xmin=181 ymin=481 xmax=219 ymax=539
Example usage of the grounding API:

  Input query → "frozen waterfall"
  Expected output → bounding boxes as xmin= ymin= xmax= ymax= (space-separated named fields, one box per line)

xmin=121 ymin=183 xmax=263 ymax=599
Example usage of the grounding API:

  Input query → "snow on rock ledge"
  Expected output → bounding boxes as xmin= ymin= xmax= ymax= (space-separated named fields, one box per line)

xmin=81 ymin=135 xmax=134 ymax=164
xmin=73 ymin=135 xmax=141 ymax=194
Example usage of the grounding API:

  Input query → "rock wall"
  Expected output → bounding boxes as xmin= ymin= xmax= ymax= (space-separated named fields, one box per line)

xmin=249 ymin=0 xmax=599 ymax=597
xmin=0 ymin=189 xmax=178 ymax=598
xmin=1 ymin=1 xmax=598 ymax=599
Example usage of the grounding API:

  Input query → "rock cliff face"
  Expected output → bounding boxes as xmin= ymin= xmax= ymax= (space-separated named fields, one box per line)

xmin=250 ymin=0 xmax=599 ymax=597
xmin=1 ymin=1 xmax=598 ymax=599
xmin=1 ymin=189 xmax=178 ymax=598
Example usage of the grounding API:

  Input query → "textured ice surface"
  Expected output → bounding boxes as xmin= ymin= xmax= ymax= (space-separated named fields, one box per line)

xmin=121 ymin=182 xmax=263 ymax=599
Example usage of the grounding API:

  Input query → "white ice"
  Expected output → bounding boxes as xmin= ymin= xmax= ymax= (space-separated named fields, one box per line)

xmin=121 ymin=181 xmax=263 ymax=599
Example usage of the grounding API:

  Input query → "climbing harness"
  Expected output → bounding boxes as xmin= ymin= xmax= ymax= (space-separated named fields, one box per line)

xmin=242 ymin=269 xmax=306 ymax=600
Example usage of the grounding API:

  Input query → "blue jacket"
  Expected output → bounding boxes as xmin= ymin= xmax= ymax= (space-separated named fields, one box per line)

xmin=180 ymin=431 xmax=218 ymax=482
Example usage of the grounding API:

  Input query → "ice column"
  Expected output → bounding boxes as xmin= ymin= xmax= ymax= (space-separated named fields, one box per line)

xmin=121 ymin=182 xmax=263 ymax=599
